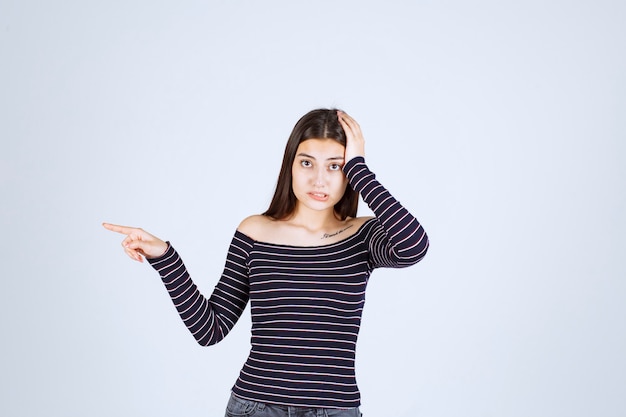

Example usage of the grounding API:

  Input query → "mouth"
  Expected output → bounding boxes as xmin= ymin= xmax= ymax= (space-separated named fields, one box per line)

xmin=308 ymin=192 xmax=329 ymax=201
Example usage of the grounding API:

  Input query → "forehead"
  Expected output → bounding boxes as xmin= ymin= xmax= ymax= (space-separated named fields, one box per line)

xmin=296 ymin=138 xmax=345 ymax=157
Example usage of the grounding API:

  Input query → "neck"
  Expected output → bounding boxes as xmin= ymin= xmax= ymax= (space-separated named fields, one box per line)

xmin=289 ymin=205 xmax=340 ymax=232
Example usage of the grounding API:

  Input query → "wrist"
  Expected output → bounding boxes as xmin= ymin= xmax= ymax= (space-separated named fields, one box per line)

xmin=146 ymin=241 xmax=169 ymax=260
xmin=343 ymin=155 xmax=365 ymax=171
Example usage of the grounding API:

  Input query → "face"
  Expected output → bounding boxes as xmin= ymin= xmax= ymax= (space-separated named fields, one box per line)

xmin=291 ymin=138 xmax=348 ymax=214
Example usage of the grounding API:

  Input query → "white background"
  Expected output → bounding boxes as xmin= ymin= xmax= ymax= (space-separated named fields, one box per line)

xmin=1 ymin=1 xmax=625 ymax=416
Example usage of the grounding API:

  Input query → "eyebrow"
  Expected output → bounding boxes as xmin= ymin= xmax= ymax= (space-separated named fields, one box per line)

xmin=296 ymin=153 xmax=345 ymax=161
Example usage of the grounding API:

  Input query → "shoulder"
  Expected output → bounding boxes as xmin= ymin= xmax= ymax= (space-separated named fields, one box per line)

xmin=348 ymin=216 xmax=375 ymax=229
xmin=237 ymin=215 xmax=276 ymax=241
xmin=237 ymin=215 xmax=376 ymax=245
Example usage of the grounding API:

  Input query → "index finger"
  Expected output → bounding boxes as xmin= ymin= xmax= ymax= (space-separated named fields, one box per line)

xmin=102 ymin=222 xmax=137 ymax=235
xmin=337 ymin=111 xmax=361 ymax=132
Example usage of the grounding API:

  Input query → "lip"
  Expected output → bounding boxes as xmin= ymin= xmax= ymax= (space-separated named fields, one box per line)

xmin=308 ymin=192 xmax=329 ymax=201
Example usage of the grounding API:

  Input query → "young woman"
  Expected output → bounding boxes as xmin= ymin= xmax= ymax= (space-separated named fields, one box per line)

xmin=103 ymin=109 xmax=429 ymax=417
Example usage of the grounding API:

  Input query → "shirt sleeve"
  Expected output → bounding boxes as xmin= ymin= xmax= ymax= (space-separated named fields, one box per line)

xmin=344 ymin=156 xmax=429 ymax=269
xmin=147 ymin=232 xmax=253 ymax=346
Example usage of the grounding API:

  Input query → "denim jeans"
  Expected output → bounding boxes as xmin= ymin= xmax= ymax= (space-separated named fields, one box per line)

xmin=224 ymin=393 xmax=362 ymax=417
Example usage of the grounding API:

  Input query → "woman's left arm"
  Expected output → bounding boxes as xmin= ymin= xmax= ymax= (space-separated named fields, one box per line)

xmin=338 ymin=112 xmax=429 ymax=268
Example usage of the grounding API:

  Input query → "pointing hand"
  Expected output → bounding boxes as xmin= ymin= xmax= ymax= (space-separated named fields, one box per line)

xmin=102 ymin=223 xmax=168 ymax=262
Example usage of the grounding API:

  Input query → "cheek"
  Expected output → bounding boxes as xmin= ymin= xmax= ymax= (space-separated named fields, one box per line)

xmin=334 ymin=175 xmax=349 ymax=193
xmin=291 ymin=169 xmax=307 ymax=185
xmin=290 ymin=169 xmax=309 ymax=193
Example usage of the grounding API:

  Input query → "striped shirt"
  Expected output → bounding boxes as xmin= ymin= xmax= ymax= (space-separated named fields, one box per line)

xmin=148 ymin=157 xmax=429 ymax=408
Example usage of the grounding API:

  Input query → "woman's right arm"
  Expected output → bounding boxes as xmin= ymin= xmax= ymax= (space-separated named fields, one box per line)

xmin=103 ymin=223 xmax=252 ymax=346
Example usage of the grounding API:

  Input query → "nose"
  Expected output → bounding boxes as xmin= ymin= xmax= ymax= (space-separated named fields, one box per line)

xmin=313 ymin=166 xmax=326 ymax=186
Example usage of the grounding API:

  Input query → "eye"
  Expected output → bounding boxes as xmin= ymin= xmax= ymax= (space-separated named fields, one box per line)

xmin=300 ymin=159 xmax=312 ymax=168
xmin=329 ymin=163 xmax=342 ymax=171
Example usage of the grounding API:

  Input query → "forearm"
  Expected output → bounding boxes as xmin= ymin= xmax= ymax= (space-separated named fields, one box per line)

xmin=344 ymin=157 xmax=429 ymax=265
xmin=147 ymin=243 xmax=240 ymax=346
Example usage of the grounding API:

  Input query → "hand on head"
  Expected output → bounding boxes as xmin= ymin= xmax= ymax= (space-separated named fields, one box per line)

xmin=102 ymin=223 xmax=168 ymax=262
xmin=337 ymin=111 xmax=365 ymax=163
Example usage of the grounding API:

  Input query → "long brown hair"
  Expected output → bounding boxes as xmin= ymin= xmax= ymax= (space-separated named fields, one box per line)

xmin=263 ymin=108 xmax=359 ymax=220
